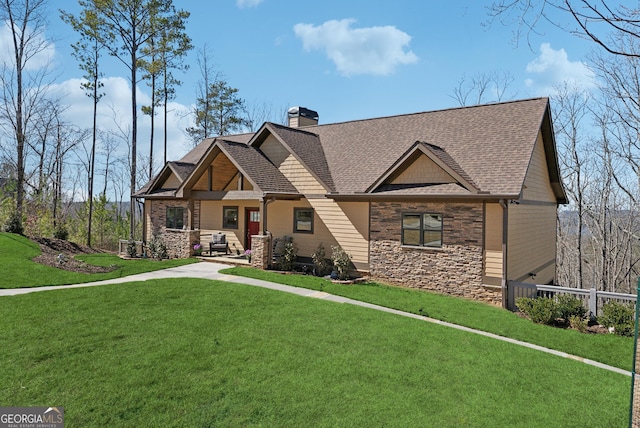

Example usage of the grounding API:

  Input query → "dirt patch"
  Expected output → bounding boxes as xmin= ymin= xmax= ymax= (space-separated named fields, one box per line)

xmin=31 ymin=236 xmax=117 ymax=274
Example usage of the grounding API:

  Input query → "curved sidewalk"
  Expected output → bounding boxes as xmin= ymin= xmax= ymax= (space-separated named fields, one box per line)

xmin=0 ymin=261 xmax=631 ymax=377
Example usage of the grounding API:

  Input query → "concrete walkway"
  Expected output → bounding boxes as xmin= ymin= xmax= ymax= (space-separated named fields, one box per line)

xmin=0 ymin=261 xmax=631 ymax=377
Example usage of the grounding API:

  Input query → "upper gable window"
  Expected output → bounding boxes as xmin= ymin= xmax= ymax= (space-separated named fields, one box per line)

xmin=166 ymin=207 xmax=184 ymax=229
xmin=402 ymin=213 xmax=442 ymax=247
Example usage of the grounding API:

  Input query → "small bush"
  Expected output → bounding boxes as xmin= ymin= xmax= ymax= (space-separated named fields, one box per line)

xmin=331 ymin=245 xmax=352 ymax=280
xmin=516 ymin=297 xmax=558 ymax=325
xmin=3 ymin=211 xmax=23 ymax=235
xmin=556 ymin=294 xmax=587 ymax=321
xmin=53 ymin=224 xmax=69 ymax=240
xmin=277 ymin=236 xmax=297 ymax=271
xmin=147 ymin=235 xmax=167 ymax=260
xmin=312 ymin=243 xmax=331 ymax=276
xmin=126 ymin=239 xmax=138 ymax=258
xmin=568 ymin=315 xmax=588 ymax=333
xmin=599 ymin=301 xmax=635 ymax=337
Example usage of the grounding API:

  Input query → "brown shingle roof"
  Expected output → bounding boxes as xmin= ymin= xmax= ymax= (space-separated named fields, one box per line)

xmin=266 ymin=123 xmax=335 ymax=191
xmin=218 ymin=140 xmax=297 ymax=193
xmin=139 ymin=98 xmax=559 ymax=201
xmin=305 ymin=97 xmax=550 ymax=195
xmin=179 ymin=133 xmax=253 ymax=164
xmin=168 ymin=161 xmax=196 ymax=182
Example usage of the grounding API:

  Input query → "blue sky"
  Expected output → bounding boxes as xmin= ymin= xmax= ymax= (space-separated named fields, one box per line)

xmin=2 ymin=0 xmax=597 ymax=191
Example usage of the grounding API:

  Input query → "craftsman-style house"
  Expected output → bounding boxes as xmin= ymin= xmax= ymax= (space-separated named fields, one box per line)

xmin=135 ymin=98 xmax=566 ymax=306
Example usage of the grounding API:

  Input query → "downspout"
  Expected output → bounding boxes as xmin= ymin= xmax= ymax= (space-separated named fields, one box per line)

xmin=500 ymin=199 xmax=509 ymax=309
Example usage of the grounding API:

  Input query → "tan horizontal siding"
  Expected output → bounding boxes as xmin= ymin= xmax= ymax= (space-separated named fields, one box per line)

xmin=508 ymin=204 xmax=557 ymax=283
xmin=522 ymin=132 xmax=557 ymax=203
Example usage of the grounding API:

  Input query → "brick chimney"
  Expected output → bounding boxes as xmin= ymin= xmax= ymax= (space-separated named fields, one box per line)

xmin=287 ymin=106 xmax=319 ymax=128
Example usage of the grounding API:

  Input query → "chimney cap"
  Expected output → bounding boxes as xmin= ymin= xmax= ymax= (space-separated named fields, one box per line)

xmin=288 ymin=106 xmax=318 ymax=120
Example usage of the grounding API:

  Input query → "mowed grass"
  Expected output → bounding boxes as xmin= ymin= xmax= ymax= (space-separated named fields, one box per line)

xmin=0 ymin=279 xmax=630 ymax=427
xmin=0 ymin=232 xmax=196 ymax=288
xmin=221 ymin=267 xmax=635 ymax=372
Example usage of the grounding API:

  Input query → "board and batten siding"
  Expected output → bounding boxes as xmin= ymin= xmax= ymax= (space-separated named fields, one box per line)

xmin=260 ymin=135 xmax=327 ymax=194
xmin=391 ymin=154 xmax=455 ymax=185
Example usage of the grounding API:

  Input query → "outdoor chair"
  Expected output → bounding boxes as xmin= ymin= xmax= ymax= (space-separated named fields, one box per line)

xmin=210 ymin=232 xmax=229 ymax=255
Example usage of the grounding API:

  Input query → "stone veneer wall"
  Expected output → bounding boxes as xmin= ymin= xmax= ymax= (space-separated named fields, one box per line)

xmin=163 ymin=229 xmax=200 ymax=258
xmin=147 ymin=199 xmax=198 ymax=258
xmin=250 ymin=234 xmax=271 ymax=269
xmin=370 ymin=201 xmax=501 ymax=305
xmin=148 ymin=199 xmax=189 ymax=237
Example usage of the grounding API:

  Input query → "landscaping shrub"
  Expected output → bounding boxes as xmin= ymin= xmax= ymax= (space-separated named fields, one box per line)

xmin=312 ymin=243 xmax=331 ymax=276
xmin=277 ymin=236 xmax=297 ymax=271
xmin=331 ymin=245 xmax=352 ymax=280
xmin=3 ymin=211 xmax=23 ymax=235
xmin=516 ymin=297 xmax=558 ymax=325
xmin=53 ymin=223 xmax=69 ymax=240
xmin=126 ymin=239 xmax=138 ymax=258
xmin=569 ymin=315 xmax=588 ymax=333
xmin=599 ymin=301 xmax=635 ymax=337
xmin=556 ymin=294 xmax=587 ymax=321
xmin=147 ymin=235 xmax=167 ymax=260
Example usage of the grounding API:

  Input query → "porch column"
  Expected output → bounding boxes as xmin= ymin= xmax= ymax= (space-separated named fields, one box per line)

xmin=250 ymin=233 xmax=271 ymax=270
xmin=260 ymin=197 xmax=268 ymax=234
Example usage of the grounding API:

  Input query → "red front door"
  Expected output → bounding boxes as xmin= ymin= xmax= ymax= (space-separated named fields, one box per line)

xmin=245 ymin=208 xmax=260 ymax=250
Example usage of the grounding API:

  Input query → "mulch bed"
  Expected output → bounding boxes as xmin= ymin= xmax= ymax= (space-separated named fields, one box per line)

xmin=31 ymin=237 xmax=117 ymax=274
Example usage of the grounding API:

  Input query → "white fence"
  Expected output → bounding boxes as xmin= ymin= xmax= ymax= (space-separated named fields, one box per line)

xmin=508 ymin=281 xmax=636 ymax=317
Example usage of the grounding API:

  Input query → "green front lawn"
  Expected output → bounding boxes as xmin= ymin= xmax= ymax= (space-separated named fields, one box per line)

xmin=0 ymin=279 xmax=630 ymax=427
xmin=221 ymin=267 xmax=635 ymax=372
xmin=0 ymin=232 xmax=196 ymax=288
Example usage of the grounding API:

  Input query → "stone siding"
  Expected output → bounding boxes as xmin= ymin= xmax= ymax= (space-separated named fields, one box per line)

xmin=370 ymin=201 xmax=501 ymax=304
xmin=163 ymin=229 xmax=200 ymax=259
xmin=250 ymin=234 xmax=271 ymax=269
xmin=148 ymin=199 xmax=190 ymax=238
xmin=147 ymin=199 xmax=198 ymax=258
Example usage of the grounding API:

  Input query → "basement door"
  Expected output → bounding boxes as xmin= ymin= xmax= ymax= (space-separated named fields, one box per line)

xmin=245 ymin=208 xmax=260 ymax=250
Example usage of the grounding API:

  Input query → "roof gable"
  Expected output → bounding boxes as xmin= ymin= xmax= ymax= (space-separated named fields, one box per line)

xmin=250 ymin=123 xmax=335 ymax=192
xmin=177 ymin=138 xmax=297 ymax=197
xmin=368 ymin=141 xmax=479 ymax=194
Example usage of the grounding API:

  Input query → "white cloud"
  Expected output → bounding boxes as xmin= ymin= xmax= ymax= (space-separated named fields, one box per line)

xmin=0 ymin=20 xmax=55 ymax=71
xmin=237 ymin=0 xmax=263 ymax=8
xmin=525 ymin=43 xmax=596 ymax=95
xmin=293 ymin=19 xmax=418 ymax=76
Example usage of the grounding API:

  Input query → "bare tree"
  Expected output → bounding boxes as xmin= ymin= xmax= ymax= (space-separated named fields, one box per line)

xmin=488 ymin=0 xmax=640 ymax=58
xmin=61 ymin=4 xmax=105 ymax=246
xmin=87 ymin=0 xmax=182 ymax=239
xmin=450 ymin=71 xmax=515 ymax=106
xmin=0 ymin=0 xmax=52 ymax=231
xmin=552 ymin=83 xmax=591 ymax=288
xmin=245 ymin=100 xmax=289 ymax=131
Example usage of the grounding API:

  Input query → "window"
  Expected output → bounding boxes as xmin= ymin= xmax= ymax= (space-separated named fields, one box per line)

xmin=402 ymin=213 xmax=442 ymax=247
xmin=294 ymin=208 xmax=314 ymax=233
xmin=166 ymin=207 xmax=184 ymax=229
xmin=223 ymin=206 xmax=239 ymax=229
